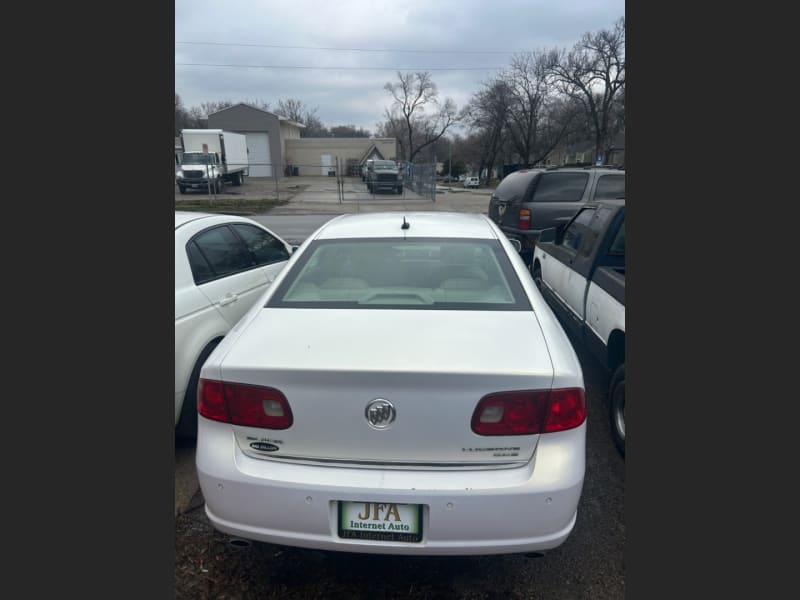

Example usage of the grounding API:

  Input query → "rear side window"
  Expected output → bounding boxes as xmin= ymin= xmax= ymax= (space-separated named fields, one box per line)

xmin=191 ymin=226 xmax=254 ymax=281
xmin=594 ymin=174 xmax=625 ymax=200
xmin=494 ymin=171 xmax=538 ymax=200
xmin=186 ymin=241 xmax=214 ymax=285
xmin=231 ymin=224 xmax=290 ymax=266
xmin=562 ymin=208 xmax=596 ymax=252
xmin=531 ymin=173 xmax=590 ymax=202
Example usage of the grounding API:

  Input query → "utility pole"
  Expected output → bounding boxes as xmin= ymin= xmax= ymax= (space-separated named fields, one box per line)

xmin=448 ymin=139 xmax=452 ymax=182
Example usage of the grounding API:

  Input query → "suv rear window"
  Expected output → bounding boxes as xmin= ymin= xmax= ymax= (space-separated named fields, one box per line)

xmin=531 ymin=172 xmax=589 ymax=202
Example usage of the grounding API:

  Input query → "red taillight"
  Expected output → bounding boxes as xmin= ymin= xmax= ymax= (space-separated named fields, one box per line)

xmin=198 ymin=379 xmax=227 ymax=422
xmin=543 ymin=388 xmax=586 ymax=433
xmin=198 ymin=379 xmax=293 ymax=429
xmin=518 ymin=209 xmax=531 ymax=230
xmin=471 ymin=388 xmax=585 ymax=436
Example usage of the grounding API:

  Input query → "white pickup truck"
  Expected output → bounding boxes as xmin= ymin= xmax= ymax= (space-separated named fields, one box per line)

xmin=532 ymin=200 xmax=626 ymax=455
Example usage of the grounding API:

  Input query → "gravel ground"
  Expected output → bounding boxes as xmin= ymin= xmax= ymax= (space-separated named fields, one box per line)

xmin=175 ymin=345 xmax=624 ymax=599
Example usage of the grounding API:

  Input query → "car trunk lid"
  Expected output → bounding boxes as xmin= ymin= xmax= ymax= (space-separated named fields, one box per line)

xmin=218 ymin=308 xmax=554 ymax=467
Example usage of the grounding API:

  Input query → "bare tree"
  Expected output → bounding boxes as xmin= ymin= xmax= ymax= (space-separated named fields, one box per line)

xmin=547 ymin=17 xmax=625 ymax=164
xmin=174 ymin=94 xmax=196 ymax=135
xmin=275 ymin=98 xmax=307 ymax=123
xmin=466 ymin=78 xmax=512 ymax=178
xmin=498 ymin=50 xmax=578 ymax=167
xmin=199 ymin=100 xmax=235 ymax=117
xmin=383 ymin=71 xmax=461 ymax=162
xmin=301 ymin=112 xmax=330 ymax=137
xmin=275 ymin=98 xmax=329 ymax=137
xmin=179 ymin=100 xmax=236 ymax=128
xmin=375 ymin=112 xmax=407 ymax=158
xmin=243 ymin=99 xmax=271 ymax=112
xmin=330 ymin=125 xmax=371 ymax=138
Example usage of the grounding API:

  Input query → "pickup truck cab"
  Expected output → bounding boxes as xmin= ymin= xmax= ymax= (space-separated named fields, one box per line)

xmin=489 ymin=167 xmax=625 ymax=267
xmin=532 ymin=200 xmax=626 ymax=454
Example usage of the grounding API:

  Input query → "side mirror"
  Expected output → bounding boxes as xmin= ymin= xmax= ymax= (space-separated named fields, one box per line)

xmin=539 ymin=228 xmax=557 ymax=244
xmin=508 ymin=238 xmax=522 ymax=253
xmin=291 ymin=246 xmax=299 ymax=254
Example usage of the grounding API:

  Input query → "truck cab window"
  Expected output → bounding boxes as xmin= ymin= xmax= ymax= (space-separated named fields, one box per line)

xmin=580 ymin=207 xmax=614 ymax=257
xmin=562 ymin=208 xmax=596 ymax=252
xmin=608 ymin=219 xmax=625 ymax=256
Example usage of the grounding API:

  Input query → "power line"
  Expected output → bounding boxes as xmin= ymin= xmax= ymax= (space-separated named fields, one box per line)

xmin=176 ymin=62 xmax=503 ymax=71
xmin=175 ymin=41 xmax=518 ymax=55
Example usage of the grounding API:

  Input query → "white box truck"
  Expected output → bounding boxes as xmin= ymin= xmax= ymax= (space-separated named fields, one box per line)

xmin=176 ymin=129 xmax=249 ymax=194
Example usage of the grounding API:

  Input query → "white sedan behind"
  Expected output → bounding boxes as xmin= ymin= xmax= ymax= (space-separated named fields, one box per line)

xmin=175 ymin=211 xmax=293 ymax=439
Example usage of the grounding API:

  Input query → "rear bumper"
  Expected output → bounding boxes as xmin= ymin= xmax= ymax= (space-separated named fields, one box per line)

xmin=196 ymin=417 xmax=585 ymax=555
xmin=499 ymin=226 xmax=542 ymax=241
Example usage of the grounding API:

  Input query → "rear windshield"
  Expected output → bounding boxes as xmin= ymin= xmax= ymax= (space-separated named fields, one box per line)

xmin=267 ymin=238 xmax=530 ymax=310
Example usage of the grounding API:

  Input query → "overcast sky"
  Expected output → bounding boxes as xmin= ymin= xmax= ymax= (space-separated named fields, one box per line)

xmin=175 ymin=0 xmax=624 ymax=134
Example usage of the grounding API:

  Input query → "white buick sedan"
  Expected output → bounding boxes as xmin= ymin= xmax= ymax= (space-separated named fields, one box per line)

xmin=175 ymin=212 xmax=293 ymax=439
xmin=196 ymin=212 xmax=585 ymax=556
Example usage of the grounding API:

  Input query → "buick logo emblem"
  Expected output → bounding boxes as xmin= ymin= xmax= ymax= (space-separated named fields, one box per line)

xmin=365 ymin=398 xmax=396 ymax=429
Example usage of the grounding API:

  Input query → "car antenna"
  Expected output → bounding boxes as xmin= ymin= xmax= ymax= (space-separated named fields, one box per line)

xmin=401 ymin=216 xmax=410 ymax=230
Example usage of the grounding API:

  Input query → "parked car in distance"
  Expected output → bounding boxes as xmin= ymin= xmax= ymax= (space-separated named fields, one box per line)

xmin=196 ymin=211 xmax=586 ymax=556
xmin=488 ymin=166 xmax=625 ymax=268
xmin=175 ymin=212 xmax=293 ymax=439
xmin=463 ymin=176 xmax=480 ymax=188
xmin=532 ymin=200 xmax=625 ymax=455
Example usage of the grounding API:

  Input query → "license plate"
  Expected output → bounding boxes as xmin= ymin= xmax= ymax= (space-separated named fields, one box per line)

xmin=338 ymin=501 xmax=423 ymax=543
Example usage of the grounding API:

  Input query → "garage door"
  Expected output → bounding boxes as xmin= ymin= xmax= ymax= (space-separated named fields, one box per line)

xmin=245 ymin=132 xmax=272 ymax=177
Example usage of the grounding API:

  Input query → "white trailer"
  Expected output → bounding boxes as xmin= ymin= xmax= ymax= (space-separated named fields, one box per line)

xmin=176 ymin=129 xmax=249 ymax=194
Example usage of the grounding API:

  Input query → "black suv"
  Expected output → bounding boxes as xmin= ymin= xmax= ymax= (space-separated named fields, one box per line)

xmin=488 ymin=167 xmax=625 ymax=266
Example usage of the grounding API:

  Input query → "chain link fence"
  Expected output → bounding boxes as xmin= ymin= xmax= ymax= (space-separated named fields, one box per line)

xmin=175 ymin=158 xmax=439 ymax=204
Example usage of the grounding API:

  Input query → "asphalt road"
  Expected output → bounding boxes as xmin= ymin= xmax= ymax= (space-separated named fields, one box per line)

xmin=250 ymin=214 xmax=338 ymax=246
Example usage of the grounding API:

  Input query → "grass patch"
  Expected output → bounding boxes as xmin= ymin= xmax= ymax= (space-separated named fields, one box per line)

xmin=174 ymin=197 xmax=289 ymax=215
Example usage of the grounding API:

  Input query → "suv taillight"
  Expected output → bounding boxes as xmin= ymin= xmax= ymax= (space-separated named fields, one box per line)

xmin=518 ymin=209 xmax=531 ymax=230
xmin=471 ymin=388 xmax=585 ymax=435
xmin=198 ymin=379 xmax=293 ymax=429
